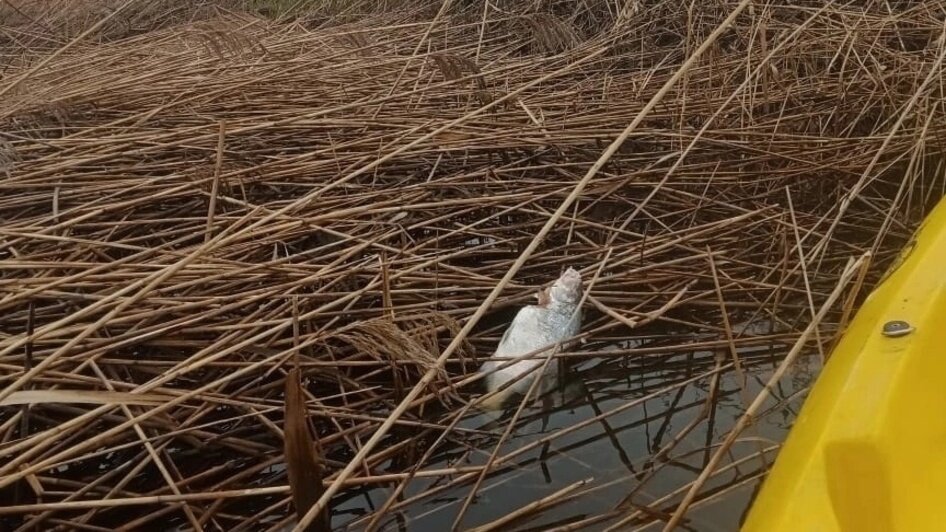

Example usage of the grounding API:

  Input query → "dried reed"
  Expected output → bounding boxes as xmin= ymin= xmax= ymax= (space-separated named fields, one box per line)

xmin=1 ymin=0 xmax=945 ymax=530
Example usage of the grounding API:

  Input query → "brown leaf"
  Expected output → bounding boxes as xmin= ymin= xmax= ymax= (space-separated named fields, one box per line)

xmin=284 ymin=369 xmax=329 ymax=532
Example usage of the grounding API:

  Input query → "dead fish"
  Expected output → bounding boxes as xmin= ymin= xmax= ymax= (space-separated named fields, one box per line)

xmin=478 ymin=267 xmax=583 ymax=410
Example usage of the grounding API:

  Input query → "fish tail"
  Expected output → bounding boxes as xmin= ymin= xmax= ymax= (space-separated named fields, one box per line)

xmin=478 ymin=387 xmax=512 ymax=411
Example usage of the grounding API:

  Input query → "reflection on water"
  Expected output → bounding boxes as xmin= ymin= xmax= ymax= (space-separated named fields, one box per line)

xmin=336 ymin=332 xmax=821 ymax=531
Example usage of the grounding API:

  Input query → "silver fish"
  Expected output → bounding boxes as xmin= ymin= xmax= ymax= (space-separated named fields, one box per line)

xmin=479 ymin=267 xmax=583 ymax=409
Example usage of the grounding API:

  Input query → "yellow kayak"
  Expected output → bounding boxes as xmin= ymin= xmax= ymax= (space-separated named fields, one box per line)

xmin=743 ymin=196 xmax=946 ymax=532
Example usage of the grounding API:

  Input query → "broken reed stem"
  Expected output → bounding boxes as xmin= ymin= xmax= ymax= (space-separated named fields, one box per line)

xmin=707 ymin=249 xmax=745 ymax=390
xmin=206 ymin=120 xmax=226 ymax=243
xmin=828 ymin=252 xmax=874 ymax=356
xmin=785 ymin=186 xmax=826 ymax=362
xmin=468 ymin=478 xmax=591 ymax=532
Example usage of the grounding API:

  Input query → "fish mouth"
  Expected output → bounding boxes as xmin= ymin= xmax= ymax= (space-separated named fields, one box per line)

xmin=554 ymin=267 xmax=582 ymax=295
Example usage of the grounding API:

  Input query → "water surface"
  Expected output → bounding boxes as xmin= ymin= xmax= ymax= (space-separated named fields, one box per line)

xmin=336 ymin=332 xmax=821 ymax=531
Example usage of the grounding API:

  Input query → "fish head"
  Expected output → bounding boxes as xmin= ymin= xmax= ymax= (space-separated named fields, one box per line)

xmin=549 ymin=267 xmax=582 ymax=306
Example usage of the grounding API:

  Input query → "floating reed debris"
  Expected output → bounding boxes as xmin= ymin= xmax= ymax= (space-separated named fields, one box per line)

xmin=1 ymin=0 xmax=945 ymax=530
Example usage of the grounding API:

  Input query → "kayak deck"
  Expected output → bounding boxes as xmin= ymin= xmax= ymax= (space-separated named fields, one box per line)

xmin=742 ymin=196 xmax=946 ymax=532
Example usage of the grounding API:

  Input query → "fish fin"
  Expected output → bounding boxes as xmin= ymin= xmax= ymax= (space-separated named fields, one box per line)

xmin=477 ymin=386 xmax=513 ymax=412
xmin=536 ymin=287 xmax=551 ymax=307
xmin=497 ymin=324 xmax=513 ymax=349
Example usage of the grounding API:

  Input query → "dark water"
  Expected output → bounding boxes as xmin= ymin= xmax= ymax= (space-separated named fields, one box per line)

xmin=334 ymin=332 xmax=821 ymax=531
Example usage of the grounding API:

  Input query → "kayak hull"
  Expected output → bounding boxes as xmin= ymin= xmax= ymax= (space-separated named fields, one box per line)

xmin=743 ymin=196 xmax=946 ymax=532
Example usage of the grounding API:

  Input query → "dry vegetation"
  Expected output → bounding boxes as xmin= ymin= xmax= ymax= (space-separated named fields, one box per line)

xmin=1 ymin=0 xmax=945 ymax=530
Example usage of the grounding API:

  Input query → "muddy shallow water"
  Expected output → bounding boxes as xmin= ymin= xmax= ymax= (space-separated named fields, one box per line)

xmin=333 ymin=331 xmax=821 ymax=531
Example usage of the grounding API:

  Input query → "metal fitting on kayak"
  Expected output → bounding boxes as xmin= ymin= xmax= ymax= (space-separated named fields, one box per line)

xmin=882 ymin=320 xmax=914 ymax=337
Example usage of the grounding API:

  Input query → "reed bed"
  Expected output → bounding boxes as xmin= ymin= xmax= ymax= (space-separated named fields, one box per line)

xmin=1 ymin=0 xmax=945 ymax=530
